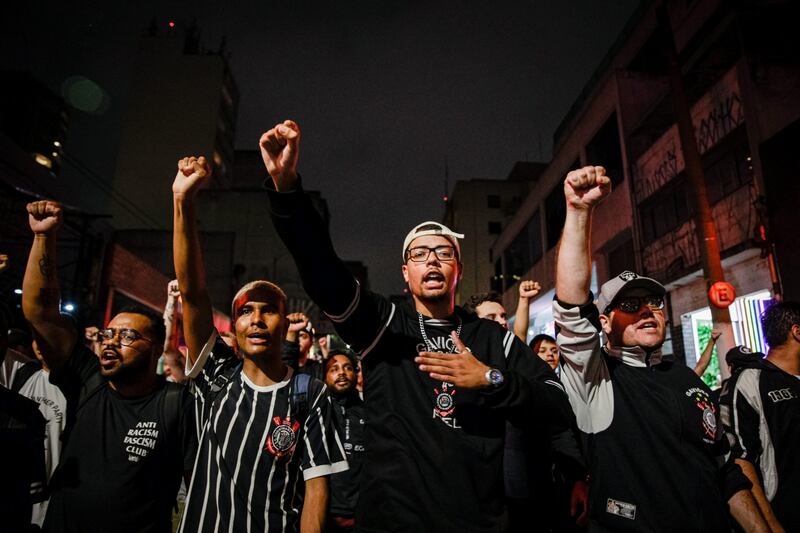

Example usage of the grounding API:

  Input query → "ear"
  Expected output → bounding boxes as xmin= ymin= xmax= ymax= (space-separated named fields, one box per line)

xmin=401 ymin=263 xmax=409 ymax=284
xmin=599 ymin=313 xmax=613 ymax=336
xmin=791 ymin=324 xmax=800 ymax=343
xmin=457 ymin=261 xmax=464 ymax=281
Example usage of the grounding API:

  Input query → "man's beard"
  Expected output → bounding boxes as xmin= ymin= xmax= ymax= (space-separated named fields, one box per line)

xmin=102 ymin=351 xmax=152 ymax=383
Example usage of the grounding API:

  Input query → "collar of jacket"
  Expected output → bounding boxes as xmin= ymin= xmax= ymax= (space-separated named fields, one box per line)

xmin=605 ymin=344 xmax=664 ymax=367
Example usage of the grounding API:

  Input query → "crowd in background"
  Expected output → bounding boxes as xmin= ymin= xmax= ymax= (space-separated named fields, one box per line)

xmin=1 ymin=121 xmax=798 ymax=533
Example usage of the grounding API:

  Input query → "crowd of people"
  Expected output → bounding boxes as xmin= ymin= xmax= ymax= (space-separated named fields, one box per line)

xmin=1 ymin=120 xmax=798 ymax=532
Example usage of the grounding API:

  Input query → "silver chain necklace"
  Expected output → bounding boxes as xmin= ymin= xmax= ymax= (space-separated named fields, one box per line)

xmin=418 ymin=312 xmax=462 ymax=353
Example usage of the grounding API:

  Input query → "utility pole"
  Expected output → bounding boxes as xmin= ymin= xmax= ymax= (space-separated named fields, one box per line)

xmin=657 ymin=5 xmax=734 ymax=379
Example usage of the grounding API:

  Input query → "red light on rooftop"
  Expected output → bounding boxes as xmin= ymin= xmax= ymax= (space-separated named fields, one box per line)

xmin=442 ymin=196 xmax=448 ymax=202
xmin=168 ymin=21 xmax=175 ymax=28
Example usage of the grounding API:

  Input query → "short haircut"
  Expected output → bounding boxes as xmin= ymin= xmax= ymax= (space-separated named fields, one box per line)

xmin=116 ymin=305 xmax=166 ymax=347
xmin=324 ymin=349 xmax=359 ymax=373
xmin=463 ymin=291 xmax=502 ymax=314
xmin=761 ymin=301 xmax=800 ymax=348
xmin=529 ymin=333 xmax=556 ymax=354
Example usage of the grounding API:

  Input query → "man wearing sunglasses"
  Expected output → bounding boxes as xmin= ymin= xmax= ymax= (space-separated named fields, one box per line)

xmin=553 ymin=166 xmax=768 ymax=532
xmin=21 ymin=200 xmax=197 ymax=533
xmin=262 ymin=120 xmax=571 ymax=532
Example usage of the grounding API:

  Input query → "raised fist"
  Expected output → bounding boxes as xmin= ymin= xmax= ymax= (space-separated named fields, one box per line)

xmin=518 ymin=280 xmax=541 ymax=300
xmin=564 ymin=166 xmax=612 ymax=210
xmin=0 ymin=253 xmax=7 ymax=273
xmin=27 ymin=200 xmax=63 ymax=235
xmin=286 ymin=312 xmax=310 ymax=334
xmin=172 ymin=156 xmax=211 ymax=197
xmin=710 ymin=329 xmax=721 ymax=341
xmin=167 ymin=279 xmax=180 ymax=299
xmin=84 ymin=326 xmax=100 ymax=342
xmin=260 ymin=120 xmax=300 ymax=191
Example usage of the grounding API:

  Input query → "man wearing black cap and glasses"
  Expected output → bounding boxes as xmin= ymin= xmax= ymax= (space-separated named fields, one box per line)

xmin=261 ymin=119 xmax=572 ymax=533
xmin=553 ymin=166 xmax=768 ymax=532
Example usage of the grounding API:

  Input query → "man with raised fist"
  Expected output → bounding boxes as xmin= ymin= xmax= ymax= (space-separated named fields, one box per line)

xmin=262 ymin=120 xmax=572 ymax=532
xmin=22 ymin=200 xmax=197 ymax=533
xmin=171 ymin=156 xmax=346 ymax=533
xmin=553 ymin=166 xmax=767 ymax=532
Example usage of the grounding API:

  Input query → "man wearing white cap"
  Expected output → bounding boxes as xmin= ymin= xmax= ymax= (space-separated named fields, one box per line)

xmin=261 ymin=120 xmax=571 ymax=532
xmin=553 ymin=165 xmax=767 ymax=532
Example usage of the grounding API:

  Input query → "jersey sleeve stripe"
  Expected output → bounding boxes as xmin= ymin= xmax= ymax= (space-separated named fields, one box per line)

xmin=303 ymin=461 xmax=350 ymax=481
xmin=361 ymin=303 xmax=396 ymax=359
xmin=325 ymin=280 xmax=361 ymax=323
xmin=503 ymin=331 xmax=514 ymax=358
xmin=186 ymin=330 xmax=219 ymax=379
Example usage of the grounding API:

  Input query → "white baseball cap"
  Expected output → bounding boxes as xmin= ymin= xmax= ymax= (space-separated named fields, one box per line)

xmin=402 ymin=221 xmax=464 ymax=261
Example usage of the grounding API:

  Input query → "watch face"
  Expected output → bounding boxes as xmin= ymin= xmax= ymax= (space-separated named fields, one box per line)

xmin=489 ymin=369 xmax=503 ymax=385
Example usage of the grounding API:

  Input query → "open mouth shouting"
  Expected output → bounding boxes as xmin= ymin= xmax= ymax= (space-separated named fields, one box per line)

xmin=100 ymin=349 xmax=121 ymax=369
xmin=246 ymin=330 xmax=272 ymax=346
xmin=422 ymin=270 xmax=446 ymax=289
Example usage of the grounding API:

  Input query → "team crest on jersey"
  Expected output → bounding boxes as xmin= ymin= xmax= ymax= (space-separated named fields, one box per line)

xmin=265 ymin=416 xmax=300 ymax=457
xmin=433 ymin=383 xmax=457 ymax=417
xmin=685 ymin=387 xmax=716 ymax=442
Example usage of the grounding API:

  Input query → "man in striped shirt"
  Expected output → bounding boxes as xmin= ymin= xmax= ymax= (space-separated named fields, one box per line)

xmin=172 ymin=156 xmax=348 ymax=533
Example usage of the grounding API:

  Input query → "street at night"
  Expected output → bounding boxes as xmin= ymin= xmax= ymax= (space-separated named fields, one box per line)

xmin=2 ymin=1 xmax=799 ymax=532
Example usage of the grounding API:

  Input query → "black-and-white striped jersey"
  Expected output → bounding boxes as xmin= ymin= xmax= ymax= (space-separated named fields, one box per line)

xmin=179 ymin=332 xmax=348 ymax=533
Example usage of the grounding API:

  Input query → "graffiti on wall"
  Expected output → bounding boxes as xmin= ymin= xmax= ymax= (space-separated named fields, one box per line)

xmin=642 ymin=185 xmax=755 ymax=282
xmin=633 ymin=67 xmax=745 ymax=203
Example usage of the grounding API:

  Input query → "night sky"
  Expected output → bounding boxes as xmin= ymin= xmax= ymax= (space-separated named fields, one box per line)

xmin=5 ymin=0 xmax=639 ymax=295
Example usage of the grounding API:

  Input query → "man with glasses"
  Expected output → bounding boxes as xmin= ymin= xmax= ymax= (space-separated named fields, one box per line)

xmin=21 ymin=200 xmax=197 ymax=533
xmin=262 ymin=120 xmax=571 ymax=532
xmin=553 ymin=166 xmax=768 ymax=531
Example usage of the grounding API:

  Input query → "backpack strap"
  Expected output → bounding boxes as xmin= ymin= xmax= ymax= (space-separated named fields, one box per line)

xmin=11 ymin=360 xmax=43 ymax=393
xmin=290 ymin=372 xmax=312 ymax=422
xmin=207 ymin=360 xmax=243 ymax=405
xmin=160 ymin=381 xmax=186 ymax=455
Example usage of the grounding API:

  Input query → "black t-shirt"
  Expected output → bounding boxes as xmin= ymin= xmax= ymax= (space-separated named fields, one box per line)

xmin=179 ymin=333 xmax=348 ymax=533
xmin=44 ymin=343 xmax=197 ymax=533
xmin=329 ymin=393 xmax=365 ymax=518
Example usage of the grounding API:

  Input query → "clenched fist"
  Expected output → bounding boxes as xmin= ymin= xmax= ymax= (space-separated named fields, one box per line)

xmin=260 ymin=120 xmax=300 ymax=191
xmin=27 ymin=200 xmax=63 ymax=235
xmin=564 ymin=166 xmax=611 ymax=210
xmin=286 ymin=312 xmax=310 ymax=334
xmin=518 ymin=280 xmax=541 ymax=300
xmin=167 ymin=279 xmax=181 ymax=299
xmin=172 ymin=156 xmax=211 ymax=198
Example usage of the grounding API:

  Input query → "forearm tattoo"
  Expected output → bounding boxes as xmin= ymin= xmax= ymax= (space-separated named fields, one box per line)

xmin=39 ymin=253 xmax=55 ymax=279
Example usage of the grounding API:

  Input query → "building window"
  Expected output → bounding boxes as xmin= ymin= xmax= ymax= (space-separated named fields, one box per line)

xmin=607 ymin=237 xmax=635 ymax=278
xmin=487 ymin=194 xmax=501 ymax=208
xmin=488 ymin=221 xmax=502 ymax=234
xmin=545 ymin=184 xmax=566 ymax=250
xmin=586 ymin=112 xmax=624 ymax=187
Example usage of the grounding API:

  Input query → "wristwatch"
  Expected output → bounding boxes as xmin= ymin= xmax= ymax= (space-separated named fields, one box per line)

xmin=484 ymin=368 xmax=504 ymax=388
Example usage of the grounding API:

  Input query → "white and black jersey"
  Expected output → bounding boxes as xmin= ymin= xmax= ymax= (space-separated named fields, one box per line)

xmin=720 ymin=350 xmax=800 ymax=527
xmin=180 ymin=332 xmax=348 ymax=533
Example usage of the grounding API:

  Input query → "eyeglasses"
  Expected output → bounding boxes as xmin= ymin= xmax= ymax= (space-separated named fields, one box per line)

xmin=608 ymin=296 xmax=665 ymax=314
xmin=98 ymin=328 xmax=153 ymax=347
xmin=405 ymin=246 xmax=457 ymax=263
